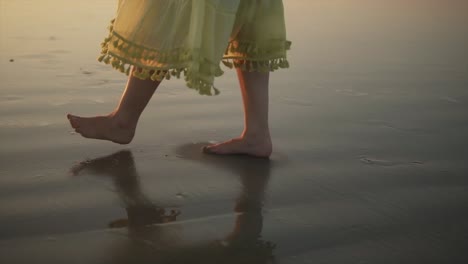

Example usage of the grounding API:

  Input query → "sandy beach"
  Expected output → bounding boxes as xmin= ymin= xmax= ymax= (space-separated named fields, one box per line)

xmin=1 ymin=0 xmax=468 ymax=263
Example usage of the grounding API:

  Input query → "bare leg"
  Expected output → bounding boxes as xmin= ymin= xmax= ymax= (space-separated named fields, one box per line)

xmin=67 ymin=68 xmax=161 ymax=144
xmin=203 ymin=69 xmax=272 ymax=158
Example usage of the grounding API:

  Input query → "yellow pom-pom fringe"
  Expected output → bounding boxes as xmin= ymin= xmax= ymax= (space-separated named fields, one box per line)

xmin=98 ymin=19 xmax=291 ymax=96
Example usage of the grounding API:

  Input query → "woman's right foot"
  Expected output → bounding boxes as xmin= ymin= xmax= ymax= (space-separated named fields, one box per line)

xmin=67 ymin=113 xmax=135 ymax=144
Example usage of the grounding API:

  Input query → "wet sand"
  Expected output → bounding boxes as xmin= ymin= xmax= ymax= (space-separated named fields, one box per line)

xmin=1 ymin=0 xmax=468 ymax=263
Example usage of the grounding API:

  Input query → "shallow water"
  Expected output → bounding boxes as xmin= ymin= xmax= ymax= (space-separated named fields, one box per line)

xmin=1 ymin=0 xmax=468 ymax=263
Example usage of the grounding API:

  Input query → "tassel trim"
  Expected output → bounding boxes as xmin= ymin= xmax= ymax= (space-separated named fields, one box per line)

xmin=222 ymin=40 xmax=291 ymax=72
xmin=98 ymin=19 xmax=291 ymax=95
xmin=99 ymin=51 xmax=221 ymax=96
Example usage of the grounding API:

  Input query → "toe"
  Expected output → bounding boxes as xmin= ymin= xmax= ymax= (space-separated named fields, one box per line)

xmin=68 ymin=116 xmax=80 ymax=128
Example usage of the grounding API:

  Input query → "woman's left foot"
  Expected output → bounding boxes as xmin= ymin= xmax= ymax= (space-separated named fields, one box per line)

xmin=67 ymin=113 xmax=135 ymax=144
xmin=202 ymin=136 xmax=272 ymax=158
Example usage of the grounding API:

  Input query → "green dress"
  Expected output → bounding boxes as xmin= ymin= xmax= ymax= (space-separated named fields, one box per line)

xmin=99 ymin=0 xmax=291 ymax=95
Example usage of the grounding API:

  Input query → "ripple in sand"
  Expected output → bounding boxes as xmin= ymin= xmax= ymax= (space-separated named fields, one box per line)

xmin=335 ymin=88 xmax=369 ymax=97
xmin=38 ymin=121 xmax=53 ymax=127
xmin=440 ymin=96 xmax=459 ymax=103
xmin=50 ymin=100 xmax=71 ymax=106
xmin=359 ymin=156 xmax=424 ymax=167
xmin=279 ymin=97 xmax=315 ymax=107
xmin=19 ymin=53 xmax=55 ymax=59
xmin=176 ymin=192 xmax=188 ymax=199
xmin=49 ymin=49 xmax=71 ymax=54
xmin=1 ymin=95 xmax=23 ymax=102
xmin=81 ymin=70 xmax=94 ymax=75
xmin=0 ymin=120 xmax=53 ymax=128
xmin=363 ymin=119 xmax=430 ymax=134
xmin=89 ymin=98 xmax=105 ymax=104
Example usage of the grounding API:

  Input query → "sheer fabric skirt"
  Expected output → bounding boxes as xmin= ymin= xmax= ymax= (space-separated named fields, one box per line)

xmin=99 ymin=0 xmax=291 ymax=95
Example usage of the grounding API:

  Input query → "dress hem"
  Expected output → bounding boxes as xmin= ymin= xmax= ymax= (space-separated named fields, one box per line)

xmin=98 ymin=19 xmax=291 ymax=96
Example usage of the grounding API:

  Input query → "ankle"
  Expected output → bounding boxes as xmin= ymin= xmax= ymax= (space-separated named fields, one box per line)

xmin=241 ymin=129 xmax=271 ymax=143
xmin=110 ymin=112 xmax=138 ymax=130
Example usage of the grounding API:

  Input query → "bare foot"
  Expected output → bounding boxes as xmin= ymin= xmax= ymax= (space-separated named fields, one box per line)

xmin=67 ymin=113 xmax=135 ymax=144
xmin=202 ymin=136 xmax=272 ymax=158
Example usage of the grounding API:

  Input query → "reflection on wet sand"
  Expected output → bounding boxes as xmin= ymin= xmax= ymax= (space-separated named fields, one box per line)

xmin=71 ymin=145 xmax=275 ymax=264
xmin=71 ymin=150 xmax=180 ymax=228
